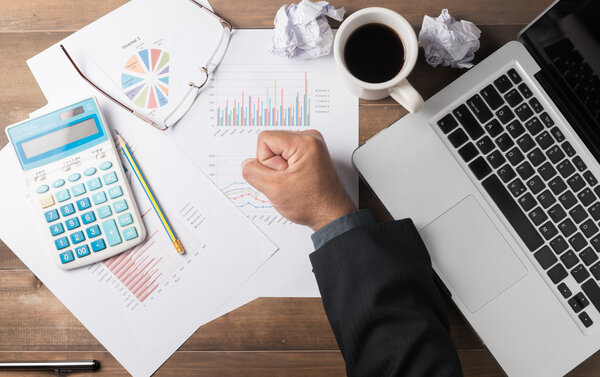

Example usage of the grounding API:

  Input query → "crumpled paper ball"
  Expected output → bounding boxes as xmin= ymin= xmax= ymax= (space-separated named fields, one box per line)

xmin=269 ymin=0 xmax=346 ymax=59
xmin=418 ymin=9 xmax=481 ymax=69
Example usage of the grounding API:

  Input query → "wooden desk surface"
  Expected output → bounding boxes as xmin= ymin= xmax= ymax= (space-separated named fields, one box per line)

xmin=1 ymin=0 xmax=598 ymax=375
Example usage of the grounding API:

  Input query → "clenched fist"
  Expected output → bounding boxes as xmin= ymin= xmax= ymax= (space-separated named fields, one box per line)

xmin=242 ymin=130 xmax=356 ymax=231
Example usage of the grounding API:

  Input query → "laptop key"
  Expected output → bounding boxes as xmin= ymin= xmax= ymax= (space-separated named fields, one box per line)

xmin=480 ymin=85 xmax=504 ymax=110
xmin=506 ymin=147 xmax=524 ymax=166
xmin=573 ymin=156 xmax=586 ymax=172
xmin=468 ymin=157 xmax=492 ymax=180
xmin=486 ymin=150 xmax=506 ymax=169
xmin=529 ymin=207 xmax=548 ymax=226
xmin=506 ymin=120 xmax=525 ymax=138
xmin=550 ymin=235 xmax=569 ymax=254
xmin=529 ymin=98 xmax=543 ymax=113
xmin=527 ymin=175 xmax=545 ymax=195
xmin=582 ymin=279 xmax=600 ymax=313
xmin=537 ymin=189 xmax=556 ymax=209
xmin=518 ymin=83 xmax=533 ymax=98
xmin=570 ymin=205 xmax=588 ymax=224
xmin=558 ymin=218 xmax=577 ymax=237
xmin=558 ymin=282 xmax=572 ymax=298
xmin=580 ymin=247 xmax=599 ymax=266
xmin=481 ymin=174 xmax=544 ymax=251
xmin=580 ymin=219 xmax=598 ymax=238
xmin=538 ymin=162 xmax=557 ymax=181
xmin=572 ymin=264 xmax=590 ymax=283
xmin=583 ymin=171 xmax=598 ymax=187
xmin=505 ymin=89 xmax=523 ymax=107
xmin=448 ymin=128 xmax=469 ymax=147
xmin=495 ymin=133 xmax=514 ymax=152
xmin=458 ymin=143 xmax=479 ymax=162
xmin=548 ymin=204 xmax=567 ymax=222
xmin=578 ymin=188 xmax=596 ymax=207
xmin=569 ymin=232 xmax=588 ymax=251
xmin=589 ymin=202 xmax=600 ymax=221
xmin=467 ymin=94 xmax=493 ymax=123
xmin=547 ymin=263 xmax=568 ymax=284
xmin=507 ymin=69 xmax=522 ymax=84
xmin=536 ymin=131 xmax=554 ymax=150
xmin=534 ymin=246 xmax=557 ymax=269
xmin=516 ymin=161 xmax=535 ymax=180
xmin=557 ymin=158 xmax=575 ymax=176
xmin=592 ymin=236 xmax=600 ymax=252
xmin=496 ymin=106 xmax=516 ymax=124
xmin=559 ymin=191 xmax=578 ymax=209
xmin=527 ymin=148 xmax=546 ymax=167
xmin=515 ymin=103 xmax=534 ymax=122
xmin=561 ymin=250 xmax=579 ymax=269
xmin=498 ymin=164 xmax=516 ymax=183
xmin=453 ymin=105 xmax=485 ymax=139
xmin=484 ymin=119 xmax=503 ymax=137
xmin=539 ymin=221 xmax=558 ymax=240
xmin=562 ymin=141 xmax=576 ymax=157
xmin=550 ymin=127 xmax=565 ymax=142
xmin=517 ymin=134 xmax=536 ymax=153
xmin=438 ymin=114 xmax=460 ymax=134
xmin=508 ymin=178 xmax=527 ymax=197
xmin=591 ymin=262 xmax=600 ymax=280
xmin=494 ymin=74 xmax=512 ymax=93
xmin=540 ymin=112 xmax=554 ymax=127
xmin=518 ymin=193 xmax=536 ymax=212
xmin=567 ymin=174 xmax=585 ymax=193
xmin=569 ymin=292 xmax=589 ymax=313
xmin=579 ymin=311 xmax=593 ymax=328
xmin=475 ymin=136 xmax=495 ymax=154
xmin=524 ymin=117 xmax=544 ymax=135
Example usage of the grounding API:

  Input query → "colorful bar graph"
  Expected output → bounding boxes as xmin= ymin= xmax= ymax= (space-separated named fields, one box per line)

xmin=217 ymin=72 xmax=311 ymax=127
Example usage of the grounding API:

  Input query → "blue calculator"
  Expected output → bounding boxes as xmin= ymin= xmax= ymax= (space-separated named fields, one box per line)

xmin=6 ymin=97 xmax=146 ymax=270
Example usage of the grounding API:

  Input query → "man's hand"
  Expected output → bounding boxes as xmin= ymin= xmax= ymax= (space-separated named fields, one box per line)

xmin=242 ymin=130 xmax=356 ymax=231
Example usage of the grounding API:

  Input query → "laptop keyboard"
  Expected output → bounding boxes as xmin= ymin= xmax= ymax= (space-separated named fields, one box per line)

xmin=437 ymin=69 xmax=600 ymax=330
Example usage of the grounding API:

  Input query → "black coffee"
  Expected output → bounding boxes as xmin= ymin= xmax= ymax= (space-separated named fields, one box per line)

xmin=343 ymin=23 xmax=405 ymax=83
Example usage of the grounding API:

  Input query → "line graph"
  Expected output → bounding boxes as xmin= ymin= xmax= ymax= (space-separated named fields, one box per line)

xmin=222 ymin=181 xmax=272 ymax=209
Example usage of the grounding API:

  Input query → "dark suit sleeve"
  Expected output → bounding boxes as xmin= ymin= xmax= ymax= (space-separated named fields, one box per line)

xmin=309 ymin=218 xmax=463 ymax=377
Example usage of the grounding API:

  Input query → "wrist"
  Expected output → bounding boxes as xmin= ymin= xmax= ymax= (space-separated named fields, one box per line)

xmin=309 ymin=198 xmax=356 ymax=232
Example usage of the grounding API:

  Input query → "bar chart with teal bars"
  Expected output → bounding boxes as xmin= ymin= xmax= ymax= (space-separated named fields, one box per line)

xmin=210 ymin=65 xmax=327 ymax=128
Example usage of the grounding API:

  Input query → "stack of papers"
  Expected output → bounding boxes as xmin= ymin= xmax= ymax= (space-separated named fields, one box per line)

xmin=0 ymin=0 xmax=358 ymax=376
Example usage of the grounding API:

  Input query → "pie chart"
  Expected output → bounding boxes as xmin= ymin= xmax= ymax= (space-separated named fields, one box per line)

xmin=121 ymin=48 xmax=170 ymax=109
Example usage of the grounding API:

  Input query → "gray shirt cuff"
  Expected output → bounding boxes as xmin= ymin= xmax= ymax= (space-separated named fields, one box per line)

xmin=311 ymin=209 xmax=375 ymax=249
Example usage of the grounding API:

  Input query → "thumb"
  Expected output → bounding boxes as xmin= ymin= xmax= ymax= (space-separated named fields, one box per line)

xmin=241 ymin=158 xmax=279 ymax=196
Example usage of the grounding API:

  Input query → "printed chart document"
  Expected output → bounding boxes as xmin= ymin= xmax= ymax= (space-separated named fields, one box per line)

xmin=168 ymin=30 xmax=359 ymax=298
xmin=0 ymin=131 xmax=276 ymax=377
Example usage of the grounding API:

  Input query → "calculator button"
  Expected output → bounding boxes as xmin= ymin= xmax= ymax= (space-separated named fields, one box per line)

xmin=39 ymin=194 xmax=55 ymax=209
xmin=68 ymin=173 xmax=81 ymax=182
xmin=36 ymin=185 xmax=49 ymax=194
xmin=108 ymin=186 xmax=123 ymax=199
xmin=76 ymin=197 xmax=91 ymax=211
xmin=54 ymin=236 xmax=69 ymax=250
xmin=91 ymin=239 xmax=106 ymax=252
xmin=49 ymin=223 xmax=65 ymax=236
xmin=71 ymin=183 xmax=87 ymax=197
xmin=92 ymin=192 xmax=107 ymax=205
xmin=70 ymin=231 xmax=85 ymax=244
xmin=52 ymin=179 xmax=65 ymax=188
xmin=113 ymin=199 xmax=128 ymax=213
xmin=44 ymin=209 xmax=60 ymax=223
xmin=65 ymin=217 xmax=81 ymax=230
xmin=87 ymin=177 xmax=102 ymax=191
xmin=97 ymin=205 xmax=112 ymax=219
xmin=56 ymin=189 xmax=71 ymax=202
xmin=84 ymin=167 xmax=97 ymax=176
xmin=118 ymin=213 xmax=133 ymax=227
xmin=102 ymin=219 xmax=122 ymax=246
xmin=99 ymin=161 xmax=113 ymax=170
xmin=74 ymin=245 xmax=91 ymax=258
xmin=86 ymin=225 xmax=102 ymax=238
xmin=81 ymin=211 xmax=96 ymax=225
xmin=59 ymin=250 xmax=75 ymax=264
xmin=60 ymin=203 xmax=75 ymax=217
xmin=122 ymin=227 xmax=138 ymax=241
xmin=103 ymin=172 xmax=118 ymax=185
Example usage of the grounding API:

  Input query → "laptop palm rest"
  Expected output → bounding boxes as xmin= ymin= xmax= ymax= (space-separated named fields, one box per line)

xmin=420 ymin=195 xmax=527 ymax=313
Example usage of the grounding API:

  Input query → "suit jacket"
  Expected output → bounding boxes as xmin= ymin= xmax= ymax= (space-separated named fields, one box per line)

xmin=310 ymin=219 xmax=463 ymax=377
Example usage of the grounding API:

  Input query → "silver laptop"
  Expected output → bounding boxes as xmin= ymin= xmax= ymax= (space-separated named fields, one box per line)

xmin=352 ymin=1 xmax=600 ymax=375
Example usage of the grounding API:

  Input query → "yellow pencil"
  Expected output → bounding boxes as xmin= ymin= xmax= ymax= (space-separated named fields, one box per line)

xmin=116 ymin=133 xmax=185 ymax=255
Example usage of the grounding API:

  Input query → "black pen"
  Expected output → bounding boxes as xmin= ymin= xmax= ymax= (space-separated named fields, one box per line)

xmin=0 ymin=360 xmax=100 ymax=373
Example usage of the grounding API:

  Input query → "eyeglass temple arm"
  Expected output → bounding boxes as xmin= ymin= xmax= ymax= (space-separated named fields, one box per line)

xmin=59 ymin=44 xmax=165 ymax=130
xmin=186 ymin=0 xmax=232 ymax=30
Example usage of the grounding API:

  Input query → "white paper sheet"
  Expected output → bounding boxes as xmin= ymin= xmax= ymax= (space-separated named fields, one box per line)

xmin=168 ymin=29 xmax=359 ymax=298
xmin=0 ymin=129 xmax=276 ymax=377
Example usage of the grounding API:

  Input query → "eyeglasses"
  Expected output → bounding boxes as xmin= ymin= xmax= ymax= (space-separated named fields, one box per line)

xmin=61 ymin=0 xmax=232 ymax=131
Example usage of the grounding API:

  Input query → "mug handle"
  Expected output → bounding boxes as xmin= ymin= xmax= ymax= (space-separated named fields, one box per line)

xmin=389 ymin=79 xmax=424 ymax=113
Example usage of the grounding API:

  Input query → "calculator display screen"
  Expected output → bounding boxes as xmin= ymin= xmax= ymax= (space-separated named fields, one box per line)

xmin=21 ymin=118 xmax=99 ymax=159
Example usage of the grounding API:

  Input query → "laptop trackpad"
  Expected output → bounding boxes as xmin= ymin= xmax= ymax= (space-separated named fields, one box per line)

xmin=420 ymin=196 xmax=527 ymax=313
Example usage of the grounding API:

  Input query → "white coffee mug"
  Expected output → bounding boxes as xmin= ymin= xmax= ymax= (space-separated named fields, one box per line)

xmin=333 ymin=7 xmax=424 ymax=113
